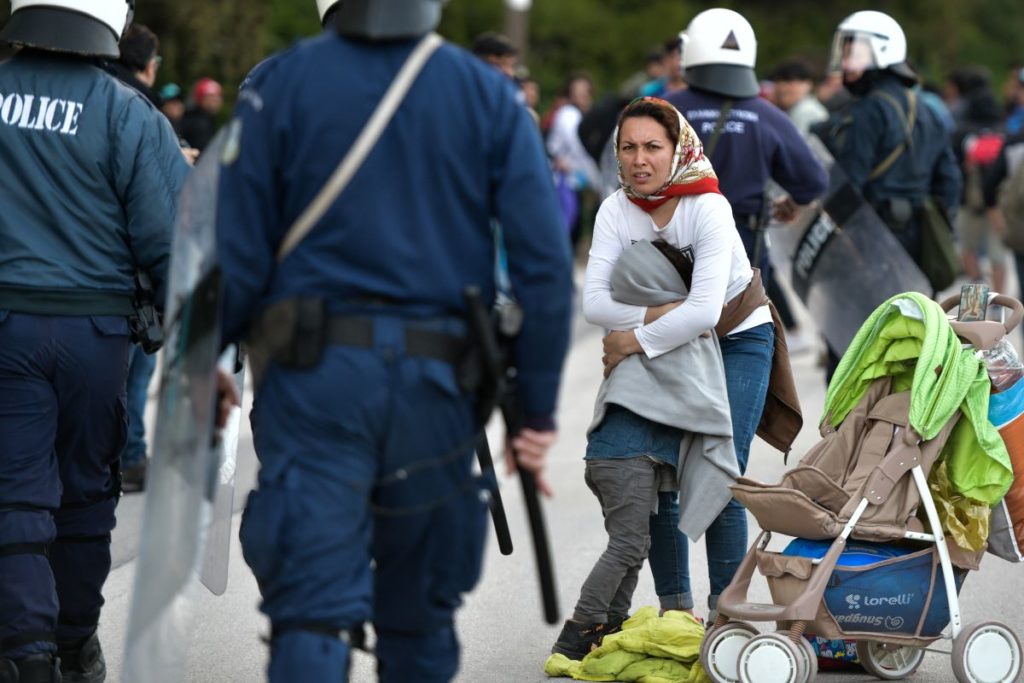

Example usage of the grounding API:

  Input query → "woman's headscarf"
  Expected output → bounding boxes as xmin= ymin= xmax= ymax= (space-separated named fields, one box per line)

xmin=615 ymin=97 xmax=720 ymax=212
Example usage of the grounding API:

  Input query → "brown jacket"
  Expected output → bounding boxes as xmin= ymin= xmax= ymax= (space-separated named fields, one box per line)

xmin=716 ymin=269 xmax=803 ymax=455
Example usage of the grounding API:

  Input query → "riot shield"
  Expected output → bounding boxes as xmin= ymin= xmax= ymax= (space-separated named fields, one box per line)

xmin=123 ymin=130 xmax=244 ymax=682
xmin=767 ymin=136 xmax=931 ymax=355
xmin=196 ymin=351 xmax=245 ymax=595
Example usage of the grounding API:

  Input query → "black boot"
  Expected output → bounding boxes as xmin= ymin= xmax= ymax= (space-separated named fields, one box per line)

xmin=551 ymin=619 xmax=607 ymax=660
xmin=0 ymin=654 xmax=61 ymax=682
xmin=120 ymin=460 xmax=147 ymax=493
xmin=606 ymin=613 xmax=628 ymax=636
xmin=57 ymin=633 xmax=104 ymax=683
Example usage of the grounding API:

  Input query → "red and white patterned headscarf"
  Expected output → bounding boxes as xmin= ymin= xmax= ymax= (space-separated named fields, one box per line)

xmin=615 ymin=97 xmax=721 ymax=212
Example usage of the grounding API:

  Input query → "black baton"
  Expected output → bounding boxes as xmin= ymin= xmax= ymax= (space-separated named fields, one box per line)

xmin=464 ymin=286 xmax=560 ymax=625
xmin=476 ymin=432 xmax=514 ymax=555
xmin=500 ymin=380 xmax=561 ymax=625
xmin=464 ymin=288 xmax=514 ymax=556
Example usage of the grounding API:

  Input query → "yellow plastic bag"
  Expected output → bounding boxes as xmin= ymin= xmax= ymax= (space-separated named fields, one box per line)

xmin=926 ymin=460 xmax=990 ymax=551
xmin=543 ymin=607 xmax=711 ymax=683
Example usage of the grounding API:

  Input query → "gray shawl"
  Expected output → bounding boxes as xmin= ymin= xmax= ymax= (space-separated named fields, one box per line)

xmin=589 ymin=239 xmax=738 ymax=539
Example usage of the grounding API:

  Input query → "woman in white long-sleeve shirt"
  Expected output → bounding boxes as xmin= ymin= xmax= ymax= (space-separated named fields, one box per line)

xmin=584 ymin=97 xmax=775 ymax=626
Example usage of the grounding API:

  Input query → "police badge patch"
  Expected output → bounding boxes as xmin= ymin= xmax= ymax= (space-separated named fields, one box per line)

xmin=220 ymin=119 xmax=241 ymax=166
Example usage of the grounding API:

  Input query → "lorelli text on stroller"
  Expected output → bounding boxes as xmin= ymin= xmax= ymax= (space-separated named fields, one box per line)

xmin=700 ymin=291 xmax=1024 ymax=683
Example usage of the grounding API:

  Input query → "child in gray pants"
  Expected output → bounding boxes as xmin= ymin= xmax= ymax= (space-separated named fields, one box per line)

xmin=551 ymin=404 xmax=681 ymax=659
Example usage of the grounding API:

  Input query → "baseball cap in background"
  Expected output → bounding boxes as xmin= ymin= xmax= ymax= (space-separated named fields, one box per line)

xmin=159 ymin=82 xmax=182 ymax=102
xmin=192 ymin=77 xmax=222 ymax=102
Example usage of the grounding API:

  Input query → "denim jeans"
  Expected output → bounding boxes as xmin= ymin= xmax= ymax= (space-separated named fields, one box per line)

xmin=647 ymin=322 xmax=774 ymax=611
xmin=121 ymin=345 xmax=156 ymax=467
xmin=586 ymin=404 xmax=683 ymax=466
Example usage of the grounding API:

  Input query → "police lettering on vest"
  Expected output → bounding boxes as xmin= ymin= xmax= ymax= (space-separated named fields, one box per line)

xmin=0 ymin=92 xmax=84 ymax=135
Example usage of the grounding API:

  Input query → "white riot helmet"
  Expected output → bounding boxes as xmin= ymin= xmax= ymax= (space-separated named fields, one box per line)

xmin=320 ymin=0 xmax=445 ymax=38
xmin=679 ymin=8 xmax=758 ymax=99
xmin=0 ymin=0 xmax=133 ymax=58
xmin=828 ymin=10 xmax=916 ymax=83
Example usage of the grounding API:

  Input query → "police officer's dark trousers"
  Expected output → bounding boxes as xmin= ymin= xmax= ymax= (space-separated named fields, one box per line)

xmin=0 ymin=313 xmax=129 ymax=660
xmin=240 ymin=315 xmax=488 ymax=683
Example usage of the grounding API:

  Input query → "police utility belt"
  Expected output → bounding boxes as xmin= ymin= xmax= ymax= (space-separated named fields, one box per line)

xmin=251 ymin=298 xmax=465 ymax=370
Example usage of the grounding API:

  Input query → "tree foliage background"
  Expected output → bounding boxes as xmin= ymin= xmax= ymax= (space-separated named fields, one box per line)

xmin=0 ymin=0 xmax=1021 ymax=109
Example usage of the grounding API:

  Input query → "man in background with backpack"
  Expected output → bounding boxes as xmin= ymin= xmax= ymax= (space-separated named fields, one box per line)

xmin=951 ymin=71 xmax=1007 ymax=293
xmin=984 ymin=125 xmax=1024 ymax=298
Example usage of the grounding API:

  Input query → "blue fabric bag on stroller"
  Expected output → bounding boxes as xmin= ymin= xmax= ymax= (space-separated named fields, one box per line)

xmin=782 ymin=538 xmax=967 ymax=639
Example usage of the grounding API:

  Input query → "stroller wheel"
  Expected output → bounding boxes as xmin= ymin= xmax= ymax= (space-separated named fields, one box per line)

xmin=700 ymin=621 xmax=758 ymax=683
xmin=951 ymin=621 xmax=1022 ymax=683
xmin=857 ymin=640 xmax=924 ymax=680
xmin=792 ymin=634 xmax=818 ymax=682
xmin=736 ymin=632 xmax=805 ymax=683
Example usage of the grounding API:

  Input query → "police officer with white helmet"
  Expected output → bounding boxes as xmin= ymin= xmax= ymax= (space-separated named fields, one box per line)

xmin=669 ymin=8 xmax=827 ymax=265
xmin=0 ymin=1 xmax=189 ymax=681
xmin=820 ymin=10 xmax=960 ymax=375
xmin=824 ymin=10 xmax=960 ymax=267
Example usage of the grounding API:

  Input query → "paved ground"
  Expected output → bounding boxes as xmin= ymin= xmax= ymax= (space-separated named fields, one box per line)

xmin=98 ymin=277 xmax=1024 ymax=682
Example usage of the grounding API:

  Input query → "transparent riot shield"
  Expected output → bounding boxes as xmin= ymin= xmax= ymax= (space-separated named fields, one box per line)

xmin=197 ymin=351 xmax=244 ymax=596
xmin=123 ymin=130 xmax=244 ymax=681
xmin=767 ymin=136 xmax=931 ymax=355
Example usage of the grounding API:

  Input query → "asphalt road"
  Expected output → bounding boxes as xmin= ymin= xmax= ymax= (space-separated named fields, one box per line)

xmin=98 ymin=284 xmax=1024 ymax=682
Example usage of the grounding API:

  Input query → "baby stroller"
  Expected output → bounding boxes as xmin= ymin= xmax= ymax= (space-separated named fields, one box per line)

xmin=699 ymin=292 xmax=1024 ymax=683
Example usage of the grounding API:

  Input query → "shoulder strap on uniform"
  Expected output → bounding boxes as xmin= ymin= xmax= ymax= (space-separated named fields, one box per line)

xmin=275 ymin=32 xmax=444 ymax=263
xmin=704 ymin=100 xmax=734 ymax=159
xmin=868 ymin=89 xmax=918 ymax=181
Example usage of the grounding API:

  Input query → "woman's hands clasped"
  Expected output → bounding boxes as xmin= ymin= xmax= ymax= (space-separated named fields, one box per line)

xmin=602 ymin=329 xmax=642 ymax=378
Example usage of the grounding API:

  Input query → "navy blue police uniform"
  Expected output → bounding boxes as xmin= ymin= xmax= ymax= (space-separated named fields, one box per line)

xmin=823 ymin=73 xmax=961 ymax=265
xmin=217 ymin=31 xmax=574 ymax=682
xmin=667 ymin=87 xmax=828 ymax=276
xmin=0 ymin=49 xmax=188 ymax=662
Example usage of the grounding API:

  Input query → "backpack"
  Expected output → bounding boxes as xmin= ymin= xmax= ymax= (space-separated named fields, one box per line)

xmin=999 ymin=143 xmax=1024 ymax=252
xmin=963 ymin=131 xmax=1004 ymax=212
xmin=869 ymin=90 xmax=961 ymax=291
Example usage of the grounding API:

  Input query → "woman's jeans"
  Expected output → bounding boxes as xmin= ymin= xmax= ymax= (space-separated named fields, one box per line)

xmin=121 ymin=345 xmax=156 ymax=467
xmin=647 ymin=323 xmax=774 ymax=612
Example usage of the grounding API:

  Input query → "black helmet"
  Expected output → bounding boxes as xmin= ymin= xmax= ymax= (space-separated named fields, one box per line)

xmin=0 ymin=0 xmax=134 ymax=58
xmin=319 ymin=0 xmax=445 ymax=39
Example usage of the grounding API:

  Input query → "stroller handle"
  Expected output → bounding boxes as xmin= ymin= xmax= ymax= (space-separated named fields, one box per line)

xmin=940 ymin=293 xmax=1024 ymax=350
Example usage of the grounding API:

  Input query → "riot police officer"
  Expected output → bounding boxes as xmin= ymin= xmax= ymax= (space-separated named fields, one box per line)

xmin=216 ymin=1 xmax=573 ymax=681
xmin=667 ymin=9 xmax=827 ymax=279
xmin=660 ymin=7 xmax=826 ymax=621
xmin=822 ymin=10 xmax=961 ymax=373
xmin=825 ymin=11 xmax=961 ymax=271
xmin=0 ymin=1 xmax=190 ymax=681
